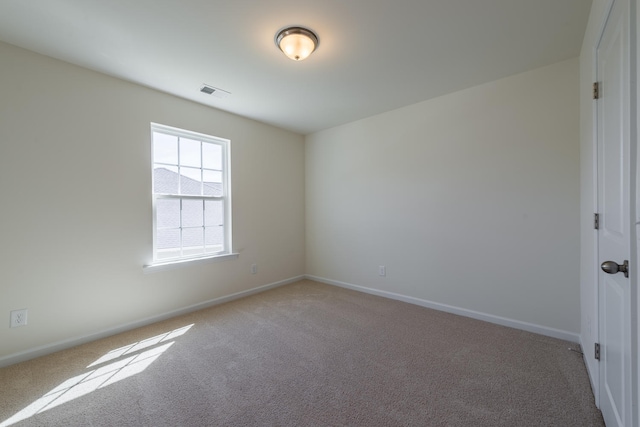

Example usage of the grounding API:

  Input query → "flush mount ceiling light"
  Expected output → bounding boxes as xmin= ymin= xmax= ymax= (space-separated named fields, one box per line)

xmin=275 ymin=26 xmax=319 ymax=61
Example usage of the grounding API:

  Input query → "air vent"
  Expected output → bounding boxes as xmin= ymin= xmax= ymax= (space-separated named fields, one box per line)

xmin=200 ymin=85 xmax=215 ymax=95
xmin=200 ymin=84 xmax=231 ymax=99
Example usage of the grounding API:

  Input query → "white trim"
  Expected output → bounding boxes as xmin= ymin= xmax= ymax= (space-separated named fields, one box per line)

xmin=581 ymin=334 xmax=599 ymax=400
xmin=587 ymin=14 xmax=603 ymax=406
xmin=143 ymin=252 xmax=239 ymax=274
xmin=631 ymin=4 xmax=639 ymax=427
xmin=0 ymin=275 xmax=303 ymax=368
xmin=150 ymin=122 xmax=229 ymax=145
xmin=150 ymin=122 xmax=232 ymax=263
xmin=306 ymin=275 xmax=580 ymax=343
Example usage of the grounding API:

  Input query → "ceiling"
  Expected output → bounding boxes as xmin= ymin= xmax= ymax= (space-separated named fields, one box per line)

xmin=0 ymin=0 xmax=592 ymax=135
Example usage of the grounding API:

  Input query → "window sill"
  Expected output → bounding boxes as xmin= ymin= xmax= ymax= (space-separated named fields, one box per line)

xmin=143 ymin=253 xmax=239 ymax=274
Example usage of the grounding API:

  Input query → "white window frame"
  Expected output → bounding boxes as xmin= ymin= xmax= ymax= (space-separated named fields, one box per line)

xmin=144 ymin=123 xmax=236 ymax=272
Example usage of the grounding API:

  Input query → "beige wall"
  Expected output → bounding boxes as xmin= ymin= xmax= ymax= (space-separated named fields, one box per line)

xmin=306 ymin=58 xmax=580 ymax=336
xmin=0 ymin=42 xmax=305 ymax=362
xmin=0 ymin=39 xmax=584 ymax=366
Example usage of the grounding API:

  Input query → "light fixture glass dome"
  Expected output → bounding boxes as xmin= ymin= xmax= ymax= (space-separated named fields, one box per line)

xmin=276 ymin=27 xmax=319 ymax=61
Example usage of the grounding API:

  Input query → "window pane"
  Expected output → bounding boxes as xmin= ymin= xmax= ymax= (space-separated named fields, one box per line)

xmin=151 ymin=125 xmax=229 ymax=262
xmin=205 ymin=200 xmax=223 ymax=226
xmin=205 ymin=226 xmax=223 ymax=253
xmin=156 ymin=228 xmax=180 ymax=260
xmin=182 ymin=228 xmax=204 ymax=256
xmin=182 ymin=199 xmax=203 ymax=227
xmin=156 ymin=199 xmax=180 ymax=228
xmin=203 ymin=170 xmax=223 ymax=196
xmin=153 ymin=132 xmax=178 ymax=165
xmin=179 ymin=138 xmax=201 ymax=168
xmin=203 ymin=143 xmax=222 ymax=170
xmin=154 ymin=166 xmax=179 ymax=194
xmin=180 ymin=167 xmax=202 ymax=195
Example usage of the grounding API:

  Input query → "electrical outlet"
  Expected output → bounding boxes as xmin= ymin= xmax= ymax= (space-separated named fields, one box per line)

xmin=10 ymin=309 xmax=28 ymax=328
xmin=378 ymin=265 xmax=386 ymax=277
xmin=251 ymin=264 xmax=257 ymax=275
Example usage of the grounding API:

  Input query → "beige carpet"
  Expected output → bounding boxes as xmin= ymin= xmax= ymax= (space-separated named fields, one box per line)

xmin=0 ymin=280 xmax=603 ymax=426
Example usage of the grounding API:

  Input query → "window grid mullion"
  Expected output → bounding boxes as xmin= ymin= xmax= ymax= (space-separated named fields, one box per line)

xmin=201 ymin=198 xmax=205 ymax=252
xmin=155 ymin=194 xmax=222 ymax=200
xmin=177 ymin=136 xmax=182 ymax=197
xmin=179 ymin=198 xmax=184 ymax=258
xmin=200 ymin=140 xmax=204 ymax=196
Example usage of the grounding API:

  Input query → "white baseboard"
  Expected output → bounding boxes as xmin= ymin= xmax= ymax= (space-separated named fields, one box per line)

xmin=0 ymin=275 xmax=303 ymax=368
xmin=1 ymin=274 xmax=580 ymax=368
xmin=306 ymin=275 xmax=580 ymax=343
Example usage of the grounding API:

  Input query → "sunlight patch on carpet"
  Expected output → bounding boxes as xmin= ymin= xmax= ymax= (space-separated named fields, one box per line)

xmin=0 ymin=324 xmax=194 ymax=427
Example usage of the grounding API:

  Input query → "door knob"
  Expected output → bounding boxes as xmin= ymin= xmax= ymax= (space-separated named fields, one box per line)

xmin=601 ymin=260 xmax=629 ymax=278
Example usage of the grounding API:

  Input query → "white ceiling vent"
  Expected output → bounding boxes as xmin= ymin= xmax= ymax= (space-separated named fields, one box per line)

xmin=200 ymin=84 xmax=231 ymax=99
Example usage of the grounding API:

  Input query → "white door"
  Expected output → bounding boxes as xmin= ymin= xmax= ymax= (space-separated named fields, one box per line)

xmin=596 ymin=0 xmax=633 ymax=426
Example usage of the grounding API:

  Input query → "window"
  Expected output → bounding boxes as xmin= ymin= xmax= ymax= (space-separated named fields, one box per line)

xmin=150 ymin=123 xmax=231 ymax=264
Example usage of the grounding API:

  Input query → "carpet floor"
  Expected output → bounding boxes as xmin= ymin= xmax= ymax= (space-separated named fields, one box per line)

xmin=0 ymin=280 xmax=604 ymax=426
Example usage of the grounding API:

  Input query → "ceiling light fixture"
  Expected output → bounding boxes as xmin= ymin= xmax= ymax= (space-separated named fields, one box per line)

xmin=275 ymin=26 xmax=319 ymax=61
